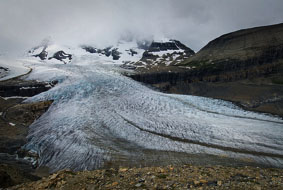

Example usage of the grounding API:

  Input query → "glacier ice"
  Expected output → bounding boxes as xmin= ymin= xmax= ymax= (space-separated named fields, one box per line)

xmin=23 ymin=58 xmax=283 ymax=171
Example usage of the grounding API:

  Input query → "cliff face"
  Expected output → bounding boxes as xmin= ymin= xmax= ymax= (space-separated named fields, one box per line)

xmin=129 ymin=23 xmax=283 ymax=117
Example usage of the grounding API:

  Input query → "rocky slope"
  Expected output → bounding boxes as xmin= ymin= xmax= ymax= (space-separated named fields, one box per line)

xmin=129 ymin=23 xmax=283 ymax=117
xmin=0 ymin=96 xmax=52 ymax=188
xmin=11 ymin=165 xmax=283 ymax=190
xmin=0 ymin=77 xmax=53 ymax=188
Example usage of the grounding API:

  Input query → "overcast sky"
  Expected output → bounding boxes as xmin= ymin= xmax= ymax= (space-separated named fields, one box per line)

xmin=0 ymin=0 xmax=283 ymax=54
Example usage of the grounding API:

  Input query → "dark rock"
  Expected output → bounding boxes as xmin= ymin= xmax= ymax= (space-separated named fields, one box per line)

xmin=33 ymin=45 xmax=48 ymax=60
xmin=82 ymin=46 xmax=97 ymax=53
xmin=0 ymin=66 xmax=9 ymax=72
xmin=81 ymin=45 xmax=122 ymax=60
xmin=148 ymin=40 xmax=194 ymax=53
xmin=34 ymin=50 xmax=48 ymax=60
xmin=111 ymin=48 xmax=121 ymax=60
xmin=103 ymin=47 xmax=111 ymax=57
xmin=141 ymin=51 xmax=159 ymax=59
xmin=149 ymin=41 xmax=178 ymax=52
xmin=0 ymin=82 xmax=53 ymax=97
xmin=128 ymin=49 xmax=137 ymax=56
xmin=48 ymin=51 xmax=72 ymax=64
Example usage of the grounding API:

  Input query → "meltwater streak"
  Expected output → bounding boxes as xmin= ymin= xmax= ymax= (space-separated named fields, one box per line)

xmin=24 ymin=61 xmax=283 ymax=171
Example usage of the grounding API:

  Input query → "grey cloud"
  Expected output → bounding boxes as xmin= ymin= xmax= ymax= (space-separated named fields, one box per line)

xmin=0 ymin=0 xmax=283 ymax=55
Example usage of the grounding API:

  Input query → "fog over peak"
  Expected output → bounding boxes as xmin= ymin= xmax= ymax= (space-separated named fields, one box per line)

xmin=0 ymin=0 xmax=283 ymax=55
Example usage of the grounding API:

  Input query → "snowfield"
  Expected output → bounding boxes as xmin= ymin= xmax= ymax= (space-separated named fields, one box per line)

xmin=14 ymin=51 xmax=283 ymax=172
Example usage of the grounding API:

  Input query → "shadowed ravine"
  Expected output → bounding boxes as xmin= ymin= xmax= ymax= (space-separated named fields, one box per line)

xmin=23 ymin=61 xmax=283 ymax=172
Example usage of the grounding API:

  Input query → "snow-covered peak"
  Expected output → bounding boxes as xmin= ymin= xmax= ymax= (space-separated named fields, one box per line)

xmin=123 ymin=39 xmax=195 ymax=70
xmin=27 ymin=39 xmax=195 ymax=72
xmin=28 ymin=40 xmax=146 ymax=65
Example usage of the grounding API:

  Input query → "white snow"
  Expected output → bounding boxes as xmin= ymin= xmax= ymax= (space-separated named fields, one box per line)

xmin=2 ymin=96 xmax=29 ymax=100
xmin=151 ymin=49 xmax=184 ymax=57
xmin=113 ymin=41 xmax=144 ymax=64
xmin=9 ymin=122 xmax=16 ymax=126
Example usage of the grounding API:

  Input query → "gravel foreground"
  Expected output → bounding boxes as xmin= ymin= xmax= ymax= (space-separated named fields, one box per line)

xmin=9 ymin=164 xmax=283 ymax=190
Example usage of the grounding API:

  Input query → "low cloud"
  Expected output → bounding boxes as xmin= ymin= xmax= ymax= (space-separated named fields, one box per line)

xmin=0 ymin=0 xmax=283 ymax=55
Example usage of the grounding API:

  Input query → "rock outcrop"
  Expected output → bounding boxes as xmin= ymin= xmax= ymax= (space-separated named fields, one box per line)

xmin=48 ymin=51 xmax=72 ymax=64
xmin=82 ymin=45 xmax=122 ymax=60
xmin=34 ymin=46 xmax=48 ymax=60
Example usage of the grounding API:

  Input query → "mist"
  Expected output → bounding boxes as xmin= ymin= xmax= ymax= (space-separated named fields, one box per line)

xmin=0 ymin=0 xmax=283 ymax=55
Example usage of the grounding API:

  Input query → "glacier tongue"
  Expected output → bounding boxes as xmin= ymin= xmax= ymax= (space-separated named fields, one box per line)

xmin=24 ymin=60 xmax=283 ymax=171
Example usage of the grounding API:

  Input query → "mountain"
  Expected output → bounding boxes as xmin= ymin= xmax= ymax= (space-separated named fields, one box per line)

xmin=29 ymin=39 xmax=194 ymax=69
xmin=122 ymin=39 xmax=195 ymax=70
xmin=178 ymin=23 xmax=283 ymax=75
xmin=29 ymin=44 xmax=73 ymax=64
xmin=130 ymin=23 xmax=283 ymax=117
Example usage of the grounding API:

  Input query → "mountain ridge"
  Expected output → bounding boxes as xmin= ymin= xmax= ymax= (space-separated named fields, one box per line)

xmin=129 ymin=23 xmax=283 ymax=117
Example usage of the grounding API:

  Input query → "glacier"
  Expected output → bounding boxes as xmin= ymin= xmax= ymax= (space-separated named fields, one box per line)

xmin=21 ymin=56 xmax=283 ymax=172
